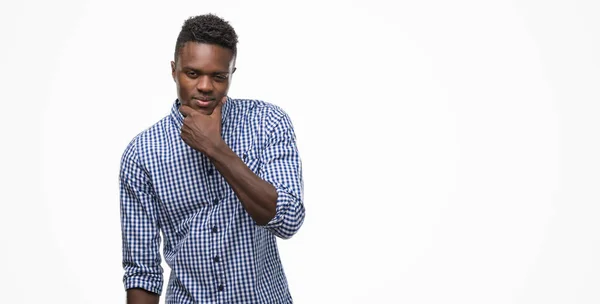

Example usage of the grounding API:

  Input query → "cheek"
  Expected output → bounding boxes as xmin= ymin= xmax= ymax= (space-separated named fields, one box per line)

xmin=176 ymin=77 xmax=195 ymax=95
xmin=215 ymin=82 xmax=230 ymax=94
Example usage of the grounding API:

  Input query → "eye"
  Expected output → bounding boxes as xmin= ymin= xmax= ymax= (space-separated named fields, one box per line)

xmin=186 ymin=71 xmax=197 ymax=78
xmin=214 ymin=74 xmax=228 ymax=81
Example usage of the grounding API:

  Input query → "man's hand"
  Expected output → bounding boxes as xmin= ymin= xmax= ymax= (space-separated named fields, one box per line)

xmin=180 ymin=96 xmax=226 ymax=156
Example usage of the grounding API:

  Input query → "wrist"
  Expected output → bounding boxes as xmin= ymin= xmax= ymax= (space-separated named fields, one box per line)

xmin=207 ymin=140 xmax=234 ymax=163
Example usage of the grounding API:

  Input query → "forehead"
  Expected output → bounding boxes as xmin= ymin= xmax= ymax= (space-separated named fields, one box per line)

xmin=176 ymin=42 xmax=234 ymax=70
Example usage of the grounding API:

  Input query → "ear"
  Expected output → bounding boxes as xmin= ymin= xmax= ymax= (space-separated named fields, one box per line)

xmin=170 ymin=61 xmax=176 ymax=81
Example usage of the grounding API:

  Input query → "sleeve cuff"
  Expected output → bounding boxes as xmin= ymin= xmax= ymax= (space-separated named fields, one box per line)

xmin=124 ymin=275 xmax=163 ymax=295
xmin=263 ymin=186 xmax=305 ymax=239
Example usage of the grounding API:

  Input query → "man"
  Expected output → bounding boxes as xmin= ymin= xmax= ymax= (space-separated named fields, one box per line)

xmin=119 ymin=14 xmax=305 ymax=304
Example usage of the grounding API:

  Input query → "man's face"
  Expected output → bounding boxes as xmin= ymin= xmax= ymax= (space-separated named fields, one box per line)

xmin=171 ymin=42 xmax=236 ymax=115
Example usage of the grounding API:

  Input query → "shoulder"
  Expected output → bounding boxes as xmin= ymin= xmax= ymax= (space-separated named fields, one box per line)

xmin=230 ymin=98 xmax=288 ymax=116
xmin=120 ymin=116 xmax=171 ymax=164
xmin=228 ymin=97 xmax=292 ymax=127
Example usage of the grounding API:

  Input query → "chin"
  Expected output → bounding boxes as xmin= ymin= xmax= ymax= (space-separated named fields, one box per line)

xmin=197 ymin=108 xmax=214 ymax=115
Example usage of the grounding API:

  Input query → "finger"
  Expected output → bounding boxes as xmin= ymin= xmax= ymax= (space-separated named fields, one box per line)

xmin=211 ymin=99 xmax=224 ymax=118
xmin=179 ymin=105 xmax=193 ymax=117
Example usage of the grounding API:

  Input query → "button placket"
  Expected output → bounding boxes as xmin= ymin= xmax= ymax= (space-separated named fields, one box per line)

xmin=214 ymin=238 xmax=227 ymax=294
xmin=214 ymin=255 xmax=226 ymax=294
xmin=209 ymin=216 xmax=224 ymax=297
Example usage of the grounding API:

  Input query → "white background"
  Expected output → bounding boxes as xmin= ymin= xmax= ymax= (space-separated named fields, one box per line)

xmin=1 ymin=0 xmax=599 ymax=303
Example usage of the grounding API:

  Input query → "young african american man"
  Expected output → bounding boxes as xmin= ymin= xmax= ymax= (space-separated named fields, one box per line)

xmin=119 ymin=14 xmax=305 ymax=304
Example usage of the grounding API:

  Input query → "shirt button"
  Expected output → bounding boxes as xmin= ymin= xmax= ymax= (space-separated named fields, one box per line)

xmin=217 ymin=285 xmax=224 ymax=292
xmin=212 ymin=226 xmax=218 ymax=233
xmin=213 ymin=256 xmax=220 ymax=263
xmin=213 ymin=198 xmax=219 ymax=205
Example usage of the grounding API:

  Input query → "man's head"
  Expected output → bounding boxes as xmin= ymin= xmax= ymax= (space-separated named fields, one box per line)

xmin=171 ymin=14 xmax=238 ymax=115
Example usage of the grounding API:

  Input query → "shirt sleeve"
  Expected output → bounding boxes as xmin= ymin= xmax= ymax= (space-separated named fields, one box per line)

xmin=259 ymin=111 xmax=306 ymax=239
xmin=119 ymin=139 xmax=164 ymax=295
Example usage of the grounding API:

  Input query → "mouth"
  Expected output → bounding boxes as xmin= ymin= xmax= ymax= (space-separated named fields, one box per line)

xmin=192 ymin=97 xmax=215 ymax=108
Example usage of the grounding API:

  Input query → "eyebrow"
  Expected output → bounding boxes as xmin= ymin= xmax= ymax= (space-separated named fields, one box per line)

xmin=183 ymin=67 xmax=230 ymax=74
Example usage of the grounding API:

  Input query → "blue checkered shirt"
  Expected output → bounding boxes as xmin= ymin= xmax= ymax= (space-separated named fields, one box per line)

xmin=120 ymin=97 xmax=305 ymax=303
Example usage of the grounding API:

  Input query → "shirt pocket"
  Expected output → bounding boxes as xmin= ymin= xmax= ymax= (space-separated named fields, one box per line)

xmin=221 ymin=147 xmax=262 ymax=203
xmin=241 ymin=147 xmax=262 ymax=176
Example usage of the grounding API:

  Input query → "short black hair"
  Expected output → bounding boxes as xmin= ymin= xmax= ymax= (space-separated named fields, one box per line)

xmin=174 ymin=14 xmax=238 ymax=61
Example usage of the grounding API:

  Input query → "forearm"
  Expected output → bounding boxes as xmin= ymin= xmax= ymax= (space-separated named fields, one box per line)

xmin=120 ymin=140 xmax=164 ymax=303
xmin=127 ymin=289 xmax=159 ymax=304
xmin=209 ymin=142 xmax=278 ymax=225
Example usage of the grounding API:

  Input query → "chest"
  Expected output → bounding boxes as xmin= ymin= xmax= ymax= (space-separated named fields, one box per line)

xmin=146 ymin=113 xmax=266 ymax=227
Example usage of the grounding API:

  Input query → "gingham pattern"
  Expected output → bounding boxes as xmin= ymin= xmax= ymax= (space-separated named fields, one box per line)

xmin=120 ymin=97 xmax=305 ymax=303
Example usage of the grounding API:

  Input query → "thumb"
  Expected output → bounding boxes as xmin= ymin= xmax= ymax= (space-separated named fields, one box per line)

xmin=211 ymin=98 xmax=224 ymax=118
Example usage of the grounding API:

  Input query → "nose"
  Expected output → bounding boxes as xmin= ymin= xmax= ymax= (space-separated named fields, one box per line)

xmin=196 ymin=75 xmax=213 ymax=93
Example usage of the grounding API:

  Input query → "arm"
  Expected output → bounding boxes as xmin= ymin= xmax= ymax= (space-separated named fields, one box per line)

xmin=179 ymin=102 xmax=305 ymax=238
xmin=120 ymin=140 xmax=163 ymax=304
xmin=209 ymin=111 xmax=305 ymax=238
xmin=127 ymin=289 xmax=159 ymax=304
xmin=210 ymin=143 xmax=278 ymax=226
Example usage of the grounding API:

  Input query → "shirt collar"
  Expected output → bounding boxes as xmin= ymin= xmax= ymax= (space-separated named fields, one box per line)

xmin=170 ymin=97 xmax=232 ymax=129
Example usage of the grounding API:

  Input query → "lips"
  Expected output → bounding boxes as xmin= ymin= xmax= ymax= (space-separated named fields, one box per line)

xmin=193 ymin=98 xmax=214 ymax=107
